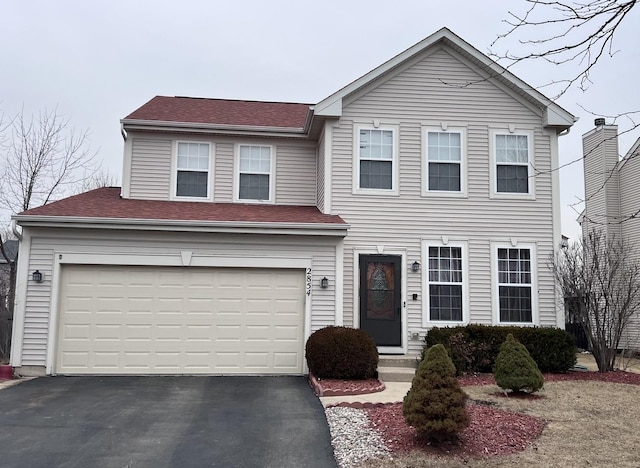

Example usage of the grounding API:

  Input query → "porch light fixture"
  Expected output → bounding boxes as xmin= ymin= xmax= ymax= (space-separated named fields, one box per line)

xmin=32 ymin=270 xmax=44 ymax=283
xmin=320 ymin=277 xmax=329 ymax=289
xmin=411 ymin=261 xmax=421 ymax=272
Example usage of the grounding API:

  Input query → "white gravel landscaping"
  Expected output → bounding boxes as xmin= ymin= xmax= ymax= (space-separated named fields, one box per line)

xmin=324 ymin=406 xmax=390 ymax=467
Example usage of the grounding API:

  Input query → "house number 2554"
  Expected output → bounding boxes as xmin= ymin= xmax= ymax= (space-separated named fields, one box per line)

xmin=306 ymin=268 xmax=312 ymax=296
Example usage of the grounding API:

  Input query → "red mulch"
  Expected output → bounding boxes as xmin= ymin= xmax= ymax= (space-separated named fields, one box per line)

xmin=309 ymin=374 xmax=385 ymax=396
xmin=366 ymin=402 xmax=546 ymax=457
xmin=355 ymin=371 xmax=640 ymax=458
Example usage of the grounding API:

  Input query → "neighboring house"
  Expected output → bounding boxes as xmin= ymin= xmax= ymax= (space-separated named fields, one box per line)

xmin=10 ymin=28 xmax=575 ymax=376
xmin=0 ymin=240 xmax=18 ymax=312
xmin=580 ymin=119 xmax=640 ymax=349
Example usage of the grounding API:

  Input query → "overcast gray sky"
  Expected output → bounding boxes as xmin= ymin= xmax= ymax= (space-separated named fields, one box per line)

xmin=2 ymin=0 xmax=638 ymax=240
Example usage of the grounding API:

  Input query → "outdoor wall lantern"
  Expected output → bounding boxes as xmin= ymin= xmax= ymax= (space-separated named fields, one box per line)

xmin=32 ymin=270 xmax=44 ymax=283
xmin=320 ymin=277 xmax=329 ymax=289
xmin=411 ymin=261 xmax=421 ymax=273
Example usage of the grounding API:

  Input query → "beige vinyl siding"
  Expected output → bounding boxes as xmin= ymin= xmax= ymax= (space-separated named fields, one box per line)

xmin=619 ymin=144 xmax=640 ymax=349
xmin=275 ymin=143 xmax=317 ymax=205
xmin=582 ymin=126 xmax=621 ymax=238
xmin=317 ymin=136 xmax=325 ymax=212
xmin=334 ymin=47 xmax=559 ymax=354
xmin=18 ymin=227 xmax=338 ymax=368
xmin=214 ymin=142 xmax=234 ymax=202
xmin=126 ymin=132 xmax=317 ymax=206
xmin=129 ymin=138 xmax=172 ymax=200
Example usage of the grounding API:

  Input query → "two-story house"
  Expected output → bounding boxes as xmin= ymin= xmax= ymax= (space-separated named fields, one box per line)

xmin=580 ymin=120 xmax=640 ymax=350
xmin=10 ymin=28 xmax=575 ymax=376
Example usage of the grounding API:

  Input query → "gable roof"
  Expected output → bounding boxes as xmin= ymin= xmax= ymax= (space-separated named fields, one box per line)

xmin=314 ymin=27 xmax=576 ymax=131
xmin=122 ymin=96 xmax=312 ymax=134
xmin=14 ymin=188 xmax=347 ymax=235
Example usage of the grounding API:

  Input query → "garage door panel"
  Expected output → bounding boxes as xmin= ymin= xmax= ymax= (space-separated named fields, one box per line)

xmin=56 ymin=265 xmax=305 ymax=375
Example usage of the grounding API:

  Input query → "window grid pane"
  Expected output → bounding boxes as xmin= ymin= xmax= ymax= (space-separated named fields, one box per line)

xmin=360 ymin=160 xmax=393 ymax=189
xmin=428 ymin=246 xmax=463 ymax=321
xmin=359 ymin=129 xmax=393 ymax=160
xmin=497 ymin=165 xmax=528 ymax=193
xmin=427 ymin=132 xmax=461 ymax=162
xmin=177 ymin=143 xmax=209 ymax=172
xmin=428 ymin=162 xmax=461 ymax=191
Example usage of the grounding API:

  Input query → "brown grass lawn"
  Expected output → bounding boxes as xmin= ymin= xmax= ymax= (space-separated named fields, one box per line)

xmin=359 ymin=355 xmax=640 ymax=468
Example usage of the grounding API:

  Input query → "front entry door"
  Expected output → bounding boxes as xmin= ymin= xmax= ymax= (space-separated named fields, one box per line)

xmin=359 ymin=255 xmax=402 ymax=347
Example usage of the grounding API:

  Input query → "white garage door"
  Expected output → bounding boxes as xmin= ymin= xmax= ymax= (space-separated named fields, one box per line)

xmin=56 ymin=265 xmax=305 ymax=375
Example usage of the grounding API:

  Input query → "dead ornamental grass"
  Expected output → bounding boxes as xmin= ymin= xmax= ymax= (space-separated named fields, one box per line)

xmin=359 ymin=381 xmax=640 ymax=468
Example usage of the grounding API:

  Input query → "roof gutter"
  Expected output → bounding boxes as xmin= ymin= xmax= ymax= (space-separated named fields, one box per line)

xmin=120 ymin=119 xmax=310 ymax=139
xmin=13 ymin=215 xmax=350 ymax=237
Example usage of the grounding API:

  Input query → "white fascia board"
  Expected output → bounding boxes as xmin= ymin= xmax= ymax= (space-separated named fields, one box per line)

xmin=543 ymin=107 xmax=578 ymax=131
xmin=13 ymin=215 xmax=349 ymax=237
xmin=120 ymin=119 xmax=308 ymax=138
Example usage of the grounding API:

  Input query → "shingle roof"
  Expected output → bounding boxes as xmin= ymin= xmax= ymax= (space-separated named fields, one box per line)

xmin=123 ymin=96 xmax=312 ymax=129
xmin=17 ymin=187 xmax=346 ymax=226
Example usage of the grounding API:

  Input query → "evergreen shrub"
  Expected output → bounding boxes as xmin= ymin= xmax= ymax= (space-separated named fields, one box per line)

xmin=305 ymin=326 xmax=378 ymax=379
xmin=403 ymin=344 xmax=469 ymax=441
xmin=494 ymin=334 xmax=544 ymax=393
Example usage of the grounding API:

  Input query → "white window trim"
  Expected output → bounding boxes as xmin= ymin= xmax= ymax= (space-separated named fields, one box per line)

xmin=352 ymin=124 xmax=400 ymax=196
xmin=422 ymin=240 xmax=469 ymax=327
xmin=489 ymin=129 xmax=535 ymax=200
xmin=234 ymin=143 xmax=276 ymax=204
xmin=170 ymin=140 xmax=213 ymax=201
xmin=422 ymin=127 xmax=467 ymax=197
xmin=491 ymin=241 xmax=538 ymax=326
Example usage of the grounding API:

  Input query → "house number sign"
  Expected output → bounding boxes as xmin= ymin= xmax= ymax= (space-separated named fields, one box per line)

xmin=306 ymin=268 xmax=312 ymax=296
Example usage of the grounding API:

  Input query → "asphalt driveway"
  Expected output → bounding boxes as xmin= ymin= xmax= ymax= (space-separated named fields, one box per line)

xmin=0 ymin=376 xmax=337 ymax=468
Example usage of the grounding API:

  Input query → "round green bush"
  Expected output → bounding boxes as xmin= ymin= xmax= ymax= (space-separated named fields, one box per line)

xmin=305 ymin=326 xmax=378 ymax=379
xmin=494 ymin=333 xmax=544 ymax=393
xmin=403 ymin=344 xmax=469 ymax=442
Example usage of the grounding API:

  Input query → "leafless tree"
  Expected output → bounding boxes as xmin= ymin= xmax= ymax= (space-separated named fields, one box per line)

xmin=0 ymin=107 xmax=97 ymax=354
xmin=550 ymin=229 xmax=640 ymax=371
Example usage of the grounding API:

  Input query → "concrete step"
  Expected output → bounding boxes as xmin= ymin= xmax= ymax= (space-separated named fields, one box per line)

xmin=378 ymin=356 xmax=420 ymax=369
xmin=377 ymin=366 xmax=416 ymax=383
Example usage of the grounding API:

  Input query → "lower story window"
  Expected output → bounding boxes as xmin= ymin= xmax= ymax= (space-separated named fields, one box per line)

xmin=497 ymin=247 xmax=532 ymax=322
xmin=428 ymin=246 xmax=463 ymax=322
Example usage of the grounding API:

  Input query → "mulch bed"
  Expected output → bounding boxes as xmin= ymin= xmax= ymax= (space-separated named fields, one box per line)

xmin=327 ymin=370 xmax=640 ymax=458
xmin=366 ymin=402 xmax=546 ymax=457
xmin=309 ymin=373 xmax=385 ymax=396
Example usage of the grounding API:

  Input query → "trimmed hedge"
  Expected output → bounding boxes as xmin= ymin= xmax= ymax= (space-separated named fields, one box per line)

xmin=425 ymin=324 xmax=576 ymax=374
xmin=305 ymin=326 xmax=378 ymax=379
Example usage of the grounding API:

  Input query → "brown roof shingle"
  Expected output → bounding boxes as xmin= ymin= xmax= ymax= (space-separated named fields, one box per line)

xmin=123 ymin=96 xmax=312 ymax=129
xmin=17 ymin=187 xmax=346 ymax=226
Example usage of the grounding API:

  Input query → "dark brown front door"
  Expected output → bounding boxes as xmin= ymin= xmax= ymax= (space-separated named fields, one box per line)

xmin=359 ymin=255 xmax=402 ymax=347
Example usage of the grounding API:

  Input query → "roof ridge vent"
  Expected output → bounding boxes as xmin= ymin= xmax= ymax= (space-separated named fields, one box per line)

xmin=594 ymin=118 xmax=606 ymax=127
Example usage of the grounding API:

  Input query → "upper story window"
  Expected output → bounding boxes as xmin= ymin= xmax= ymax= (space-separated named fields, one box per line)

xmin=496 ymin=246 xmax=534 ymax=323
xmin=494 ymin=133 xmax=531 ymax=194
xmin=176 ymin=142 xmax=210 ymax=198
xmin=354 ymin=126 xmax=398 ymax=194
xmin=424 ymin=128 xmax=465 ymax=195
xmin=424 ymin=241 xmax=467 ymax=325
xmin=238 ymin=145 xmax=273 ymax=202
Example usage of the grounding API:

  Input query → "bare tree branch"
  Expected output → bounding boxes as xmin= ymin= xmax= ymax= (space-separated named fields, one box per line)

xmin=492 ymin=0 xmax=638 ymax=98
